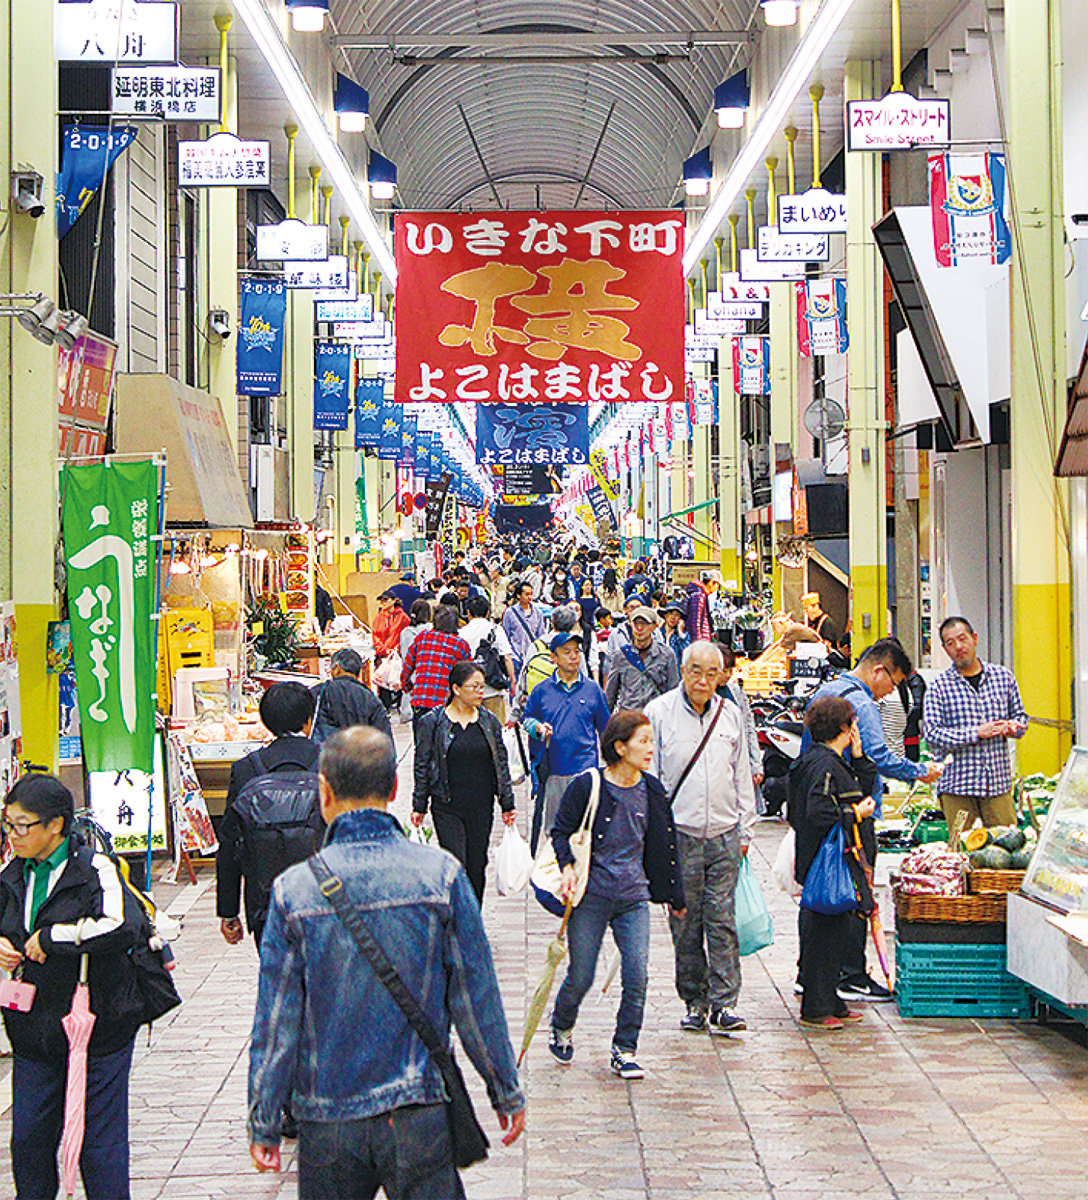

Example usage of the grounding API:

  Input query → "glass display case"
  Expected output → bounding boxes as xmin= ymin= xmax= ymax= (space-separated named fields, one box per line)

xmin=1022 ymin=746 xmax=1088 ymax=913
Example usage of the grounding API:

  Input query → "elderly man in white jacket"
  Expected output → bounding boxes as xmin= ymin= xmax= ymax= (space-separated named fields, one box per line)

xmin=645 ymin=640 xmax=757 ymax=1036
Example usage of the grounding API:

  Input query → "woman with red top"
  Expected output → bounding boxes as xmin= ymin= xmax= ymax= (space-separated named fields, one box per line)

xmin=372 ymin=591 xmax=410 ymax=713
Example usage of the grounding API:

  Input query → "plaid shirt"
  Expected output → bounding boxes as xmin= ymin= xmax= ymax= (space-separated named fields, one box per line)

xmin=401 ymin=629 xmax=470 ymax=711
xmin=923 ymin=662 xmax=1027 ymax=797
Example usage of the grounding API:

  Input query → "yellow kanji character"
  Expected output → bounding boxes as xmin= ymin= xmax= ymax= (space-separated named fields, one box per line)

xmin=509 ymin=259 xmax=641 ymax=361
xmin=438 ymin=263 xmax=535 ymax=356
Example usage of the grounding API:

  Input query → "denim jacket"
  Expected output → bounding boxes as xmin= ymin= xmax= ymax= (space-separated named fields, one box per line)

xmin=248 ymin=808 xmax=524 ymax=1144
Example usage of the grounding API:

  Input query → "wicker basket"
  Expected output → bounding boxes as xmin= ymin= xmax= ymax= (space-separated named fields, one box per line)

xmin=967 ymin=869 xmax=1026 ymax=895
xmin=893 ymin=890 xmax=1008 ymax=924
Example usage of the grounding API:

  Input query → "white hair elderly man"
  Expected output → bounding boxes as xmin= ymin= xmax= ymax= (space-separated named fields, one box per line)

xmin=644 ymin=640 xmax=756 ymax=1036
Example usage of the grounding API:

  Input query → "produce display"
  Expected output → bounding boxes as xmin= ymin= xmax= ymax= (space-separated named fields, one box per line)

xmin=894 ymin=845 xmax=967 ymax=897
xmin=1022 ymin=747 xmax=1088 ymax=914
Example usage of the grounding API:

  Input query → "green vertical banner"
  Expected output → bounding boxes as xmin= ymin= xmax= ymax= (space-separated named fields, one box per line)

xmin=62 ymin=461 xmax=158 ymax=773
xmin=354 ymin=474 xmax=370 ymax=551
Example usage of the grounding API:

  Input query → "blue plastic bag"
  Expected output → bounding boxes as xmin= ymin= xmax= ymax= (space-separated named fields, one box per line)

xmin=800 ymin=823 xmax=858 ymax=915
xmin=735 ymin=856 xmax=774 ymax=956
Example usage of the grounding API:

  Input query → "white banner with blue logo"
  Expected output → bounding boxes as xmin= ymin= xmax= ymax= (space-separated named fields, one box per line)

xmin=313 ymin=342 xmax=352 ymax=430
xmin=731 ymin=336 xmax=771 ymax=396
xmin=928 ymin=152 xmax=1011 ymax=268
xmin=796 ymin=279 xmax=849 ymax=357
xmin=237 ymin=278 xmax=286 ymax=395
xmin=474 ymin=403 xmax=589 ymax=466
xmin=56 ymin=125 xmax=137 ymax=238
xmin=354 ymin=378 xmax=384 ymax=448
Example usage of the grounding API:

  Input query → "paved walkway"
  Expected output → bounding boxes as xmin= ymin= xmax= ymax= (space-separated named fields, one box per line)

xmin=1 ymin=721 xmax=1085 ymax=1199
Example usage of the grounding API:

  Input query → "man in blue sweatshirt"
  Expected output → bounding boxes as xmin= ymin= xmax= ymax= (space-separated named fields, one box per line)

xmin=523 ymin=631 xmax=610 ymax=853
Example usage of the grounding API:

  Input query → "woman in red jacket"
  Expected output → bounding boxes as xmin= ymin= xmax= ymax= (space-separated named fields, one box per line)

xmin=372 ymin=591 xmax=409 ymax=712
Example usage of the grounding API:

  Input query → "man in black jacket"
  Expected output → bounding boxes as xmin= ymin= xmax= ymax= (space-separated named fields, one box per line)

xmin=217 ymin=682 xmax=319 ymax=947
xmin=310 ymin=648 xmax=393 ymax=743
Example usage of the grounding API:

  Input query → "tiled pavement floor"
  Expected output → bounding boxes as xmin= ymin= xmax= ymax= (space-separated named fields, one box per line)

xmin=0 ymin=719 xmax=1085 ymax=1199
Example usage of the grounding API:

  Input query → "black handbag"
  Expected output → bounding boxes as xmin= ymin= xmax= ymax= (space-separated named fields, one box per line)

xmin=307 ymin=856 xmax=490 ymax=1169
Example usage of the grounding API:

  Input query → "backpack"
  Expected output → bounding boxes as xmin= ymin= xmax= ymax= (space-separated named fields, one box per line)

xmin=233 ymin=756 xmax=325 ymax=896
xmin=474 ymin=629 xmax=510 ymax=691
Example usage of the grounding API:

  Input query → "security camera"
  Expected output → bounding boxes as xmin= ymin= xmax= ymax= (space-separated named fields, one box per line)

xmin=209 ymin=309 xmax=231 ymax=339
xmin=11 ymin=171 xmax=45 ymax=219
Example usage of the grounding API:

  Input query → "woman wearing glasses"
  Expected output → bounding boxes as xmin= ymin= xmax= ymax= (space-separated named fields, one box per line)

xmin=411 ymin=660 xmax=517 ymax=904
xmin=0 ymin=774 xmax=144 ymax=1200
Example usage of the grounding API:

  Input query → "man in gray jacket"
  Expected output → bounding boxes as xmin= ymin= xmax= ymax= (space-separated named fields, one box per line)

xmin=604 ymin=606 xmax=680 ymax=712
xmin=645 ymin=640 xmax=757 ymax=1036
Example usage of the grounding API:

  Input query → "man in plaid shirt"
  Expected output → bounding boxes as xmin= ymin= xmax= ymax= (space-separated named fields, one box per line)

xmin=924 ymin=616 xmax=1028 ymax=831
xmin=401 ymin=603 xmax=470 ymax=738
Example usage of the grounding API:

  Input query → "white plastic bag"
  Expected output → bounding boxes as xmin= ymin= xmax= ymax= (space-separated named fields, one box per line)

xmin=495 ymin=823 xmax=534 ymax=896
xmin=373 ymin=651 xmax=402 ymax=691
xmin=772 ymin=827 xmax=803 ymax=897
xmin=504 ymin=726 xmax=527 ymax=786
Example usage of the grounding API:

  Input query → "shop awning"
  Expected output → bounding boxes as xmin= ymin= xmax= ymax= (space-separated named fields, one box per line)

xmin=115 ymin=375 xmax=252 ymax=526
xmin=1056 ymin=337 xmax=1088 ymax=476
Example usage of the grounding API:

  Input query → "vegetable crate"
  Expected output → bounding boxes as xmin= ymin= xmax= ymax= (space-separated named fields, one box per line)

xmin=894 ymin=940 xmax=1031 ymax=1020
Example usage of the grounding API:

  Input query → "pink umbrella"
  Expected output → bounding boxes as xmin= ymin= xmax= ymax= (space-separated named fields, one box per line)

xmin=60 ymin=955 xmax=96 ymax=1197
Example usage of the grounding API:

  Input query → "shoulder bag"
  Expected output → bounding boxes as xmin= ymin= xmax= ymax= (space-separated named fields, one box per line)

xmin=307 ymin=856 xmax=490 ymax=1169
xmin=529 ymin=769 xmax=601 ymax=917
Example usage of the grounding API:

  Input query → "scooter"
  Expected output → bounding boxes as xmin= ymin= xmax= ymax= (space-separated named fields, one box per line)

xmin=757 ymin=710 xmax=804 ymax=817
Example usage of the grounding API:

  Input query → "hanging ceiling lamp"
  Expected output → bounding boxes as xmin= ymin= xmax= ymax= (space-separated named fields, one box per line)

xmin=714 ymin=70 xmax=750 ymax=128
xmin=285 ymin=0 xmax=328 ymax=33
xmin=761 ymin=0 xmax=799 ymax=27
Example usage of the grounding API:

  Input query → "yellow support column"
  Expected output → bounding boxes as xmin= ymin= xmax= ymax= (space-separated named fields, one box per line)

xmin=1006 ymin=0 xmax=1071 ymax=773
xmin=718 ymin=338 xmax=742 ymax=591
xmin=2 ymin=0 xmax=60 ymax=769
xmin=204 ymin=15 xmax=239 ymax=457
xmin=844 ymin=60 xmax=886 ymax=656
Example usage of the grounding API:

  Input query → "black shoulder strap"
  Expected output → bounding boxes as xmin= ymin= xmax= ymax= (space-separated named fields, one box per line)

xmin=252 ymin=747 xmax=268 ymax=776
xmin=670 ymin=698 xmax=726 ymax=803
xmin=307 ymin=856 xmax=454 ymax=1074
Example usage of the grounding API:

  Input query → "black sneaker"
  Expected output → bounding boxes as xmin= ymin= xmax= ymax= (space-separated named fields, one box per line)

xmin=836 ymin=975 xmax=894 ymax=1003
xmin=708 ymin=1007 xmax=747 ymax=1035
xmin=548 ymin=1027 xmax=574 ymax=1064
xmin=680 ymin=1003 xmax=708 ymax=1033
xmin=610 ymin=1048 xmax=645 ymax=1079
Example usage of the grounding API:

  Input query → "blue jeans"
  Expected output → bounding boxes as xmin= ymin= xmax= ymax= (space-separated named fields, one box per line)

xmin=551 ymin=893 xmax=650 ymax=1053
xmin=298 ymin=1103 xmax=465 ymax=1200
xmin=11 ymin=1040 xmax=134 ymax=1200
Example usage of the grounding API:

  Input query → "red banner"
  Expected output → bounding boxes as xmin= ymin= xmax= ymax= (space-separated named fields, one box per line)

xmin=394 ymin=210 xmax=684 ymax=404
xmin=57 ymin=332 xmax=117 ymax=459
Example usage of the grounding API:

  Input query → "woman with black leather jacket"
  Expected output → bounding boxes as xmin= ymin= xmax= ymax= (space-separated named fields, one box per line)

xmin=0 ymin=775 xmax=145 ymax=1199
xmin=411 ymin=660 xmax=517 ymax=903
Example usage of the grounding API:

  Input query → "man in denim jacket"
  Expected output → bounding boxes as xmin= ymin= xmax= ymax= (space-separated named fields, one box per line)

xmin=248 ymin=727 xmax=525 ymax=1199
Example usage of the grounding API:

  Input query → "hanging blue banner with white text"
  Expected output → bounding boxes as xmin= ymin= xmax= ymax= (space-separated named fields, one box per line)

xmin=314 ymin=341 xmax=351 ymax=431
xmin=56 ymin=125 xmax=138 ymax=239
xmin=378 ymin=404 xmax=403 ymax=459
xmin=400 ymin=413 xmax=418 ymax=467
xmin=474 ymin=403 xmax=589 ymax=467
xmin=354 ymin=378 xmax=384 ymax=448
xmin=237 ymin=278 xmax=287 ymax=396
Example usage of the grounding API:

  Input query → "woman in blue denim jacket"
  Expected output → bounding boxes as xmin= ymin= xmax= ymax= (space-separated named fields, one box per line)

xmin=546 ymin=710 xmax=685 ymax=1081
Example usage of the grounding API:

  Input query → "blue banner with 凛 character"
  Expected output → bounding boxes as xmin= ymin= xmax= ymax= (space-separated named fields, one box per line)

xmin=354 ymin=377 xmax=384 ymax=448
xmin=474 ymin=403 xmax=588 ymax=467
xmin=56 ymin=125 xmax=138 ymax=239
xmin=237 ymin=278 xmax=287 ymax=396
xmin=314 ymin=342 xmax=352 ymax=430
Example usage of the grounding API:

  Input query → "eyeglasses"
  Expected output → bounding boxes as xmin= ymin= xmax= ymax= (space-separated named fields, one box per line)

xmin=2 ymin=818 xmax=42 ymax=837
xmin=684 ymin=667 xmax=720 ymax=682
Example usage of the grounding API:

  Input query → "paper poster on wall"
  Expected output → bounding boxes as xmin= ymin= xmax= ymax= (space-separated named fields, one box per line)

xmin=0 ymin=602 xmax=21 ymax=793
xmin=58 ymin=667 xmax=82 ymax=765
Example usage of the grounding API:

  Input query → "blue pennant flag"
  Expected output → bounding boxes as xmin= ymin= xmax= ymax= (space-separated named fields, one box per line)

xmin=378 ymin=404 xmax=403 ymax=459
xmin=354 ymin=378 xmax=384 ymax=448
xmin=237 ymin=278 xmax=287 ymax=396
xmin=314 ymin=342 xmax=352 ymax=430
xmin=57 ymin=126 xmax=138 ymax=239
xmin=400 ymin=413 xmax=418 ymax=466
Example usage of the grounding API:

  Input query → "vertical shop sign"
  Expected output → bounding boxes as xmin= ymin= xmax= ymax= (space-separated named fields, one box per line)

xmin=928 ymin=152 xmax=1011 ymax=267
xmin=56 ymin=125 xmax=137 ymax=238
xmin=796 ymin=279 xmax=849 ymax=356
xmin=313 ymin=342 xmax=351 ymax=430
xmin=732 ymin=336 xmax=771 ymax=395
xmin=394 ymin=210 xmax=684 ymax=404
xmin=0 ymin=602 xmax=21 ymax=793
xmin=237 ymin=278 xmax=287 ymax=396
xmin=61 ymin=460 xmax=158 ymax=773
xmin=589 ymin=448 xmax=619 ymax=501
xmin=58 ymin=331 xmax=118 ymax=457
xmin=354 ymin=377 xmax=384 ymax=448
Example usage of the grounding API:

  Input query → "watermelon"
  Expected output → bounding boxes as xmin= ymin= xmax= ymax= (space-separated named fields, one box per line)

xmin=993 ymin=827 xmax=1027 ymax=853
xmin=969 ymin=846 xmax=1013 ymax=870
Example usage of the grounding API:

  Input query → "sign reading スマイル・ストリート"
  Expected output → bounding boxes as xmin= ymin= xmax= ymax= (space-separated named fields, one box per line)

xmin=394 ymin=211 xmax=684 ymax=404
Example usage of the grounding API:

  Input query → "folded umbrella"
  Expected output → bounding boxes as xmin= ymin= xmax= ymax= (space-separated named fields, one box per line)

xmin=61 ymin=955 xmax=96 ymax=1198
xmin=518 ymin=898 xmax=573 ymax=1067
xmin=850 ymin=820 xmax=893 ymax=990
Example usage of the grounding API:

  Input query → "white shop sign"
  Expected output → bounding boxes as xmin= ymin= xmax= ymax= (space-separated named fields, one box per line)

xmin=315 ymin=296 xmax=374 ymax=323
xmin=694 ymin=310 xmax=745 ymax=336
xmin=739 ymin=248 xmax=805 ymax=283
xmin=332 ymin=322 xmax=394 ymax=345
xmin=56 ymin=0 xmax=178 ymax=64
xmin=685 ymin=347 xmax=717 ymax=363
xmin=685 ymin=329 xmax=720 ymax=352
xmin=314 ymin=269 xmax=359 ymax=302
xmin=178 ymin=132 xmax=270 ymax=187
xmin=256 ymin=219 xmax=329 ymax=263
xmin=111 ymin=65 xmax=219 ymax=121
xmin=756 ymin=225 xmax=830 ymax=263
xmin=847 ymin=94 xmax=951 ymax=152
xmin=717 ymin=273 xmax=771 ymax=303
xmin=706 ymin=293 xmax=763 ymax=320
xmin=282 ymin=256 xmax=349 ymax=290
xmin=777 ymin=189 xmax=848 ymax=234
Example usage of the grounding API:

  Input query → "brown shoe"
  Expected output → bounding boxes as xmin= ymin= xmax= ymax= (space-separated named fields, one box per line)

xmin=799 ymin=1015 xmax=845 ymax=1031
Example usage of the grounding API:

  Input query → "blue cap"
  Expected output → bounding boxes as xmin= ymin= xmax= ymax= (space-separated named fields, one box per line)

xmin=550 ymin=631 xmax=583 ymax=652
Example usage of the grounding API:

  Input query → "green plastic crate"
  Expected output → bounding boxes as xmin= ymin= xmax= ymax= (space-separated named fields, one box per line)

xmin=895 ymin=940 xmax=1030 ymax=1019
xmin=914 ymin=819 xmax=949 ymax=844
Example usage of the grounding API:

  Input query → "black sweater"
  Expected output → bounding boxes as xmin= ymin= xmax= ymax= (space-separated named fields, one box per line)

xmin=788 ymin=744 xmax=877 ymax=884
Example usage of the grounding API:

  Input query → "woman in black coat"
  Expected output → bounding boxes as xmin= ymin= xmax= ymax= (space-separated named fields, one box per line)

xmin=0 ymin=775 xmax=145 ymax=1199
xmin=411 ymin=660 xmax=516 ymax=903
xmin=788 ymin=696 xmax=877 ymax=1031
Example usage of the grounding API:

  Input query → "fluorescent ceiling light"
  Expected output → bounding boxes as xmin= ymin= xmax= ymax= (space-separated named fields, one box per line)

xmin=232 ymin=0 xmax=396 ymax=283
xmin=762 ymin=0 xmax=799 ymax=26
xmin=683 ymin=0 xmax=856 ymax=275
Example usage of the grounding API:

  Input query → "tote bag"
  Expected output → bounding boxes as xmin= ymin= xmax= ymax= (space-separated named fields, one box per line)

xmin=800 ymin=823 xmax=858 ymax=915
xmin=530 ymin=770 xmax=601 ymax=917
